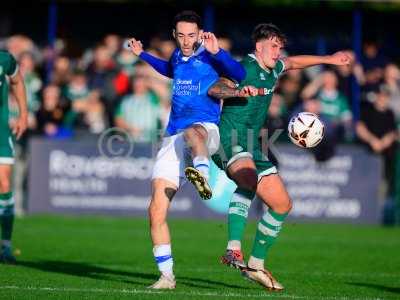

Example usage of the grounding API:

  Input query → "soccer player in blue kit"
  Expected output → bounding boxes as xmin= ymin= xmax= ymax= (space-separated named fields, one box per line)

xmin=126 ymin=11 xmax=252 ymax=288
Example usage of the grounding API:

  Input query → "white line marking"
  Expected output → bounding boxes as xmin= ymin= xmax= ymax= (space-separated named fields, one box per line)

xmin=87 ymin=264 xmax=400 ymax=280
xmin=0 ymin=285 xmax=394 ymax=300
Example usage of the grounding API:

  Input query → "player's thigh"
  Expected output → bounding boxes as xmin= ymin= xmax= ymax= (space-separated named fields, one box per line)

xmin=227 ymin=157 xmax=258 ymax=192
xmin=191 ymin=124 xmax=208 ymax=140
xmin=183 ymin=125 xmax=208 ymax=149
xmin=152 ymin=134 xmax=185 ymax=187
xmin=149 ymin=178 xmax=177 ymax=223
xmin=257 ymin=174 xmax=292 ymax=214
xmin=193 ymin=122 xmax=220 ymax=155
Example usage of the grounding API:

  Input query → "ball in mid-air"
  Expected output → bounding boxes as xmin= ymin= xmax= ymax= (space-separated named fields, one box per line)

xmin=288 ymin=112 xmax=324 ymax=148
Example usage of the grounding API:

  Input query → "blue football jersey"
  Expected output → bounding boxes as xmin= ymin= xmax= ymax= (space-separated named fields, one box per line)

xmin=166 ymin=47 xmax=222 ymax=135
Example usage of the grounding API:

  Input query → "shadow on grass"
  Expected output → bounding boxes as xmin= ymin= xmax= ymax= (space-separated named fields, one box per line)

xmin=346 ymin=282 xmax=400 ymax=294
xmin=17 ymin=260 xmax=249 ymax=290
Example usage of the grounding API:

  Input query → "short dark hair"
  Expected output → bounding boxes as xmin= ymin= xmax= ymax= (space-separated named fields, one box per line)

xmin=173 ymin=10 xmax=202 ymax=30
xmin=252 ymin=23 xmax=287 ymax=46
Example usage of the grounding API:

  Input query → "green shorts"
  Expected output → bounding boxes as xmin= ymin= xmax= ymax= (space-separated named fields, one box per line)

xmin=212 ymin=116 xmax=277 ymax=179
xmin=0 ymin=127 xmax=14 ymax=165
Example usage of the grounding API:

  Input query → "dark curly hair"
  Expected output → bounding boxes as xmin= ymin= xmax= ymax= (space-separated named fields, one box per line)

xmin=252 ymin=23 xmax=287 ymax=47
xmin=173 ymin=10 xmax=202 ymax=30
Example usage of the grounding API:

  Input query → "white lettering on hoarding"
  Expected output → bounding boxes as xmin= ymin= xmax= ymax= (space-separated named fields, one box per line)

xmin=49 ymin=150 xmax=153 ymax=180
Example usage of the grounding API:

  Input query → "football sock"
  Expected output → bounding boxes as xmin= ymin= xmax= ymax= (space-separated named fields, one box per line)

xmin=193 ymin=156 xmax=210 ymax=180
xmin=227 ymin=188 xmax=254 ymax=250
xmin=0 ymin=192 xmax=15 ymax=248
xmin=248 ymin=256 xmax=264 ymax=270
xmin=249 ymin=208 xmax=288 ymax=268
xmin=227 ymin=240 xmax=241 ymax=251
xmin=153 ymin=244 xmax=174 ymax=278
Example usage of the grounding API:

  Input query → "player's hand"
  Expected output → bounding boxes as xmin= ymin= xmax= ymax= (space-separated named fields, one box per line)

xmin=201 ymin=32 xmax=219 ymax=55
xmin=12 ymin=114 xmax=28 ymax=140
xmin=237 ymin=85 xmax=258 ymax=97
xmin=329 ymin=51 xmax=352 ymax=66
xmin=126 ymin=38 xmax=143 ymax=56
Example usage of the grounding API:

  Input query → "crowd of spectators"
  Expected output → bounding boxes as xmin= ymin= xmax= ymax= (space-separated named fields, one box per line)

xmin=3 ymin=34 xmax=173 ymax=141
xmin=3 ymin=34 xmax=399 ymax=141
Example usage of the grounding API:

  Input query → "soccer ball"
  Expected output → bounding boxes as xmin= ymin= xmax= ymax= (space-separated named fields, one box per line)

xmin=288 ymin=112 xmax=324 ymax=148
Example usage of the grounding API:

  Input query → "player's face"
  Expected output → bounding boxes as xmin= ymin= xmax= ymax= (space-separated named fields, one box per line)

xmin=257 ymin=37 xmax=284 ymax=69
xmin=174 ymin=22 xmax=202 ymax=57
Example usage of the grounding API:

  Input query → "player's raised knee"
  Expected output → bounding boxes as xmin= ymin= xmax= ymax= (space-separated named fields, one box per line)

xmin=183 ymin=126 xmax=207 ymax=144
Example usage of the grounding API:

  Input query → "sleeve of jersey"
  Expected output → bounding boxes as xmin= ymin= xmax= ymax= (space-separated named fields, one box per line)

xmin=6 ymin=52 xmax=18 ymax=77
xmin=210 ymin=49 xmax=246 ymax=83
xmin=139 ymin=52 xmax=173 ymax=78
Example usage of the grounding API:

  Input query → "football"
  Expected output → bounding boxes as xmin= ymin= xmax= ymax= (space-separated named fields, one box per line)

xmin=288 ymin=112 xmax=324 ymax=148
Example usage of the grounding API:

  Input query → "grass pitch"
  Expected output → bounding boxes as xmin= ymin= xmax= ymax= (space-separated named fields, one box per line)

xmin=0 ymin=215 xmax=399 ymax=300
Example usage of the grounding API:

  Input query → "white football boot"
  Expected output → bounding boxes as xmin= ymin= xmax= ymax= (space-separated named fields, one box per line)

xmin=148 ymin=274 xmax=176 ymax=289
xmin=242 ymin=267 xmax=284 ymax=291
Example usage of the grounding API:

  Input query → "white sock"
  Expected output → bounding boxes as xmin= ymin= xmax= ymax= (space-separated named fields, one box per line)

xmin=227 ymin=240 xmax=241 ymax=251
xmin=193 ymin=156 xmax=210 ymax=180
xmin=248 ymin=256 xmax=264 ymax=270
xmin=153 ymin=244 xmax=174 ymax=278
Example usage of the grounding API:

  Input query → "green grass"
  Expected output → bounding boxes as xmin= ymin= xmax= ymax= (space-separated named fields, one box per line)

xmin=0 ymin=215 xmax=399 ymax=300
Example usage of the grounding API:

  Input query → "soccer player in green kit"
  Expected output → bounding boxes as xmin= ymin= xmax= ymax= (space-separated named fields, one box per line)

xmin=0 ymin=50 xmax=28 ymax=264
xmin=209 ymin=23 xmax=351 ymax=290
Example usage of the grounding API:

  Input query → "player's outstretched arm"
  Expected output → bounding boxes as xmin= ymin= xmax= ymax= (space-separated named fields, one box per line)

xmin=208 ymin=78 xmax=258 ymax=99
xmin=126 ymin=38 xmax=173 ymax=78
xmin=283 ymin=51 xmax=352 ymax=71
xmin=9 ymin=70 xmax=28 ymax=139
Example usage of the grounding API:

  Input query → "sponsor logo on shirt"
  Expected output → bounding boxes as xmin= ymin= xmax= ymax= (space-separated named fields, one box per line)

xmin=259 ymin=73 xmax=266 ymax=80
xmin=176 ymin=79 xmax=193 ymax=85
xmin=262 ymin=87 xmax=275 ymax=95
xmin=173 ymin=79 xmax=200 ymax=96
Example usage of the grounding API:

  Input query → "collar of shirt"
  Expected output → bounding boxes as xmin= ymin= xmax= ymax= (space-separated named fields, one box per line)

xmin=178 ymin=45 xmax=206 ymax=62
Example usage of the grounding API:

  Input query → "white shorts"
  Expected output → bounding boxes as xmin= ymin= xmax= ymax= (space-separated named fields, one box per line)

xmin=151 ymin=122 xmax=220 ymax=187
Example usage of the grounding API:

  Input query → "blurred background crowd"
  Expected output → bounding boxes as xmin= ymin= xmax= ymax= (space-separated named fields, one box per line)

xmin=4 ymin=34 xmax=399 ymax=144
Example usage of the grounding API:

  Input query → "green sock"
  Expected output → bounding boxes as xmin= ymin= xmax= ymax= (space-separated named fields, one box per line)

xmin=0 ymin=192 xmax=15 ymax=243
xmin=227 ymin=188 xmax=254 ymax=247
xmin=250 ymin=208 xmax=288 ymax=260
